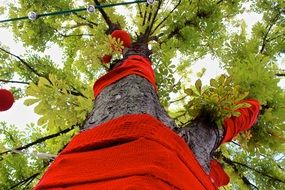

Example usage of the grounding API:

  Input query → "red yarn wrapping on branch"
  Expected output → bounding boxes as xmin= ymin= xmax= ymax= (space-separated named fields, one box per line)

xmin=34 ymin=114 xmax=217 ymax=190
xmin=207 ymin=98 xmax=260 ymax=188
xmin=93 ymin=55 xmax=157 ymax=97
xmin=222 ymin=99 xmax=260 ymax=143
xmin=209 ymin=160 xmax=230 ymax=188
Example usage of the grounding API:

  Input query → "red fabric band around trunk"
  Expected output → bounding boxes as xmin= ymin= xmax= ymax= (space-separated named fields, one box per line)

xmin=93 ymin=55 xmax=157 ymax=97
xmin=34 ymin=114 xmax=217 ymax=190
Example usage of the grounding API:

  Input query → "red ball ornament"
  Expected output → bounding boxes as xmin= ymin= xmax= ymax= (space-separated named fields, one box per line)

xmin=111 ymin=30 xmax=132 ymax=48
xmin=0 ymin=89 xmax=14 ymax=111
xmin=102 ymin=54 xmax=112 ymax=64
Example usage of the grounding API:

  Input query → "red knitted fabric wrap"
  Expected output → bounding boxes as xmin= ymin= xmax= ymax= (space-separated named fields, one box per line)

xmin=222 ymin=99 xmax=260 ymax=143
xmin=207 ymin=99 xmax=260 ymax=188
xmin=93 ymin=55 xmax=156 ymax=97
xmin=206 ymin=99 xmax=260 ymax=188
xmin=209 ymin=160 xmax=230 ymax=188
xmin=34 ymin=114 xmax=216 ymax=190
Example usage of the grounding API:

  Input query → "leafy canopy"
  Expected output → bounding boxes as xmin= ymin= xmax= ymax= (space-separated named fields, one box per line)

xmin=0 ymin=0 xmax=285 ymax=189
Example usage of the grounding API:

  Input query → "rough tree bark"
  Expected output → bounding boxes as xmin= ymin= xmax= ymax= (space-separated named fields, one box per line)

xmin=82 ymin=41 xmax=222 ymax=174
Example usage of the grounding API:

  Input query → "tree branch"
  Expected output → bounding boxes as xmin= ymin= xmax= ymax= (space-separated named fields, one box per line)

xmin=259 ymin=13 xmax=280 ymax=54
xmin=0 ymin=79 xmax=29 ymax=84
xmin=142 ymin=3 xmax=149 ymax=26
xmin=0 ymin=47 xmax=43 ymax=78
xmin=169 ymin=95 xmax=187 ymax=104
xmin=9 ymin=172 xmax=40 ymax=189
xmin=93 ymin=0 xmax=120 ymax=33
xmin=151 ymin=0 xmax=182 ymax=36
xmin=8 ymin=172 xmax=40 ymax=190
xmin=58 ymin=33 xmax=95 ymax=38
xmin=216 ymin=0 xmax=224 ymax=4
xmin=0 ymin=47 xmax=86 ymax=98
xmin=72 ymin=12 xmax=98 ymax=27
xmin=172 ymin=111 xmax=187 ymax=120
xmin=222 ymin=155 xmax=259 ymax=189
xmin=61 ymin=22 xmax=95 ymax=30
xmin=222 ymin=155 xmax=285 ymax=184
xmin=267 ymin=32 xmax=285 ymax=43
xmin=137 ymin=2 xmax=143 ymax=18
xmin=21 ymin=173 xmax=39 ymax=190
xmin=145 ymin=0 xmax=163 ymax=39
xmin=276 ymin=73 xmax=285 ymax=77
xmin=0 ymin=125 xmax=77 ymax=157
xmin=160 ymin=19 xmax=197 ymax=43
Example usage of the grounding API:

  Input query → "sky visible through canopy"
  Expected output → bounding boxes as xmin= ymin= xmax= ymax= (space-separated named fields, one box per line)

xmin=0 ymin=0 xmax=284 ymax=129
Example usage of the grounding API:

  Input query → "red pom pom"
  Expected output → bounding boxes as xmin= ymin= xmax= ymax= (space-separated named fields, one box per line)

xmin=0 ymin=89 xmax=14 ymax=111
xmin=102 ymin=54 xmax=112 ymax=64
xmin=111 ymin=30 xmax=132 ymax=48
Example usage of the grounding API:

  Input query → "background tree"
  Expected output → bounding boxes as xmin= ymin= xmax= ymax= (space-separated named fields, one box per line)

xmin=0 ymin=0 xmax=285 ymax=189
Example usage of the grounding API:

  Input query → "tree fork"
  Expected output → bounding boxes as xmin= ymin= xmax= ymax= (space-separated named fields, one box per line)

xmin=82 ymin=41 xmax=221 ymax=173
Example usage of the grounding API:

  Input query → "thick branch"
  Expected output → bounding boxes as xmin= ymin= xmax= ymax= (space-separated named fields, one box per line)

xmin=0 ymin=125 xmax=77 ymax=156
xmin=93 ymin=0 xmax=120 ymax=33
xmin=175 ymin=112 xmax=223 ymax=173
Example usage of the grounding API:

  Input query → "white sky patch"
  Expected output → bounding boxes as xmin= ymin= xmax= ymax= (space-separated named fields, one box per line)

xmin=0 ymin=27 xmax=26 ymax=54
xmin=0 ymin=98 xmax=39 ymax=127
xmin=44 ymin=43 xmax=64 ymax=68
xmin=236 ymin=12 xmax=263 ymax=35
xmin=190 ymin=55 xmax=225 ymax=86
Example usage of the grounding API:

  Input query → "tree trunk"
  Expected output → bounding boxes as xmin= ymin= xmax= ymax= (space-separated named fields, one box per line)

xmin=82 ymin=42 xmax=222 ymax=174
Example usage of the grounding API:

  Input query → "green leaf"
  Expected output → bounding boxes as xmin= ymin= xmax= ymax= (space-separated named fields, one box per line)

xmin=195 ymin=79 xmax=202 ymax=94
xmin=210 ymin=79 xmax=219 ymax=87
xmin=24 ymin=98 xmax=39 ymax=106
xmin=185 ymin=88 xmax=195 ymax=96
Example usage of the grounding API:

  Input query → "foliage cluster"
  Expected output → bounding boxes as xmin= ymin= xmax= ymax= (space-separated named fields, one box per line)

xmin=0 ymin=0 xmax=284 ymax=189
